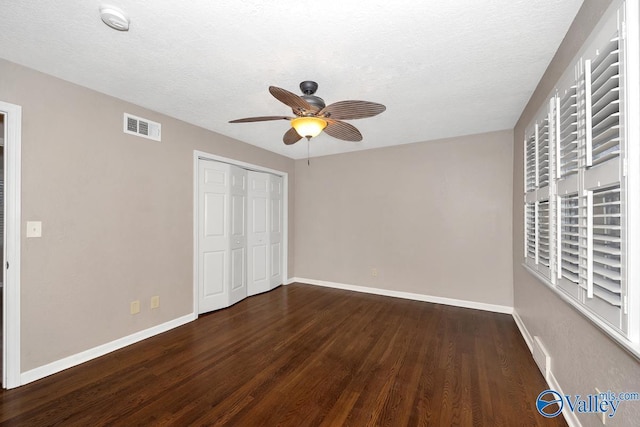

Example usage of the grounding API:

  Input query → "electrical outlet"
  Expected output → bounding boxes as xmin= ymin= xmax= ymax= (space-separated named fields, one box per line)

xmin=130 ymin=300 xmax=140 ymax=314
xmin=151 ymin=295 xmax=160 ymax=309
xmin=371 ymin=268 xmax=378 ymax=277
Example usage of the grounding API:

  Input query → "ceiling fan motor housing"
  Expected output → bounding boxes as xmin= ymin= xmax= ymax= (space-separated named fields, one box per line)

xmin=299 ymin=81 xmax=326 ymax=111
xmin=301 ymin=95 xmax=325 ymax=111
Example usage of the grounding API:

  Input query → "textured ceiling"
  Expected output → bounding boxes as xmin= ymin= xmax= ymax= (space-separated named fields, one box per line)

xmin=0 ymin=0 xmax=583 ymax=159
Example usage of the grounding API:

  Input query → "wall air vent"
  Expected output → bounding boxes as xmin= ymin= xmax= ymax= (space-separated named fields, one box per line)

xmin=123 ymin=113 xmax=161 ymax=141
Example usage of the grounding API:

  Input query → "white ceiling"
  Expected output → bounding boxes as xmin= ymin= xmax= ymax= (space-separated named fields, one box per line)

xmin=0 ymin=0 xmax=583 ymax=159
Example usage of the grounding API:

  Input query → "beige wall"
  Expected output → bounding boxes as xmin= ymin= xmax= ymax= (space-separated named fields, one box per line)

xmin=513 ymin=1 xmax=640 ymax=426
xmin=295 ymin=130 xmax=514 ymax=307
xmin=0 ymin=59 xmax=295 ymax=371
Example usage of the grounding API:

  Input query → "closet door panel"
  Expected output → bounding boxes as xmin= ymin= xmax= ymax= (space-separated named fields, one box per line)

xmin=198 ymin=161 xmax=231 ymax=313
xmin=247 ymin=171 xmax=271 ymax=296
xmin=204 ymin=193 xmax=225 ymax=237
xmin=228 ymin=166 xmax=247 ymax=306
xmin=203 ymin=251 xmax=225 ymax=296
xmin=253 ymin=197 xmax=268 ymax=233
xmin=252 ymin=245 xmax=268 ymax=281
xmin=270 ymin=242 xmax=281 ymax=279
xmin=231 ymin=247 xmax=246 ymax=290
xmin=269 ymin=175 xmax=283 ymax=288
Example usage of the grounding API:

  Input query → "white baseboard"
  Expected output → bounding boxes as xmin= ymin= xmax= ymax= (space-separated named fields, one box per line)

xmin=512 ymin=311 xmax=533 ymax=352
xmin=512 ymin=309 xmax=581 ymax=427
xmin=20 ymin=312 xmax=197 ymax=386
xmin=547 ymin=369 xmax=582 ymax=427
xmin=291 ymin=277 xmax=513 ymax=314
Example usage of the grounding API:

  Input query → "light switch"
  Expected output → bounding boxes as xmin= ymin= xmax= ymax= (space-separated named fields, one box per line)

xmin=26 ymin=221 xmax=42 ymax=238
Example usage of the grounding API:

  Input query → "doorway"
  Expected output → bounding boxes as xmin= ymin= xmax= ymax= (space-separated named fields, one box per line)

xmin=0 ymin=113 xmax=3 ymax=383
xmin=1 ymin=101 xmax=22 ymax=389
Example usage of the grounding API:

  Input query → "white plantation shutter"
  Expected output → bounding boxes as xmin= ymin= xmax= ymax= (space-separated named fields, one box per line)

xmin=591 ymin=186 xmax=622 ymax=304
xmin=577 ymin=62 xmax=589 ymax=169
xmin=537 ymin=119 xmax=550 ymax=188
xmin=537 ymin=114 xmax=553 ymax=279
xmin=523 ymin=0 xmax=638 ymax=350
xmin=538 ymin=200 xmax=550 ymax=268
xmin=578 ymin=191 xmax=593 ymax=298
xmin=558 ymin=194 xmax=581 ymax=298
xmin=555 ymin=66 xmax=584 ymax=297
xmin=581 ymin=23 xmax=626 ymax=331
xmin=587 ymin=34 xmax=621 ymax=166
xmin=557 ymin=85 xmax=579 ymax=178
xmin=525 ymin=202 xmax=536 ymax=261
xmin=525 ymin=131 xmax=537 ymax=192
xmin=586 ymin=184 xmax=624 ymax=327
xmin=524 ymin=103 xmax=554 ymax=279
xmin=524 ymin=126 xmax=537 ymax=268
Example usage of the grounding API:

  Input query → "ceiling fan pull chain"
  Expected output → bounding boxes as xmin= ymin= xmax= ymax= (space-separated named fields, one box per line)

xmin=307 ymin=138 xmax=310 ymax=166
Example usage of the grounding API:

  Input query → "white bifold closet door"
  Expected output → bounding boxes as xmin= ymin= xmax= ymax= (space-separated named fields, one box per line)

xmin=247 ymin=172 xmax=270 ymax=295
xmin=197 ymin=160 xmax=247 ymax=313
xmin=198 ymin=158 xmax=282 ymax=314
xmin=247 ymin=172 xmax=284 ymax=296
xmin=228 ymin=166 xmax=248 ymax=306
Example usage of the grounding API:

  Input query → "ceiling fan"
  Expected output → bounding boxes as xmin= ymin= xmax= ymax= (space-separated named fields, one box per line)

xmin=229 ymin=81 xmax=386 ymax=145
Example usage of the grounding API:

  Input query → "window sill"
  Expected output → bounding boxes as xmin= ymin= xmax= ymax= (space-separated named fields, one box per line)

xmin=521 ymin=263 xmax=640 ymax=361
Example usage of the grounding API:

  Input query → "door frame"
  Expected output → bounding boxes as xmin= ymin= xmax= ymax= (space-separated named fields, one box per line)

xmin=1 ymin=101 xmax=22 ymax=389
xmin=193 ymin=150 xmax=288 ymax=316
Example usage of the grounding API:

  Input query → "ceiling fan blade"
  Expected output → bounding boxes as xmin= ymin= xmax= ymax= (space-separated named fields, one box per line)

xmin=324 ymin=120 xmax=363 ymax=142
xmin=283 ymin=127 xmax=303 ymax=145
xmin=269 ymin=86 xmax=313 ymax=113
xmin=319 ymin=100 xmax=386 ymax=120
xmin=229 ymin=116 xmax=292 ymax=123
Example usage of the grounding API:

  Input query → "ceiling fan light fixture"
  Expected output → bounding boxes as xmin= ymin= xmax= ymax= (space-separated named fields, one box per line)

xmin=291 ymin=117 xmax=327 ymax=139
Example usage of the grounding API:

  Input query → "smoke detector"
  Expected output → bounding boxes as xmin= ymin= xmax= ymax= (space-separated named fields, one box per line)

xmin=100 ymin=5 xmax=129 ymax=31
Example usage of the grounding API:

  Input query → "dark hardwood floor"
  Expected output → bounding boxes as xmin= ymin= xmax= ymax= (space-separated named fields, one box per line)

xmin=0 ymin=284 xmax=566 ymax=426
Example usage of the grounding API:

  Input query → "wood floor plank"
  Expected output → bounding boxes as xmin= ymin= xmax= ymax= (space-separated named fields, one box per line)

xmin=0 ymin=284 xmax=567 ymax=426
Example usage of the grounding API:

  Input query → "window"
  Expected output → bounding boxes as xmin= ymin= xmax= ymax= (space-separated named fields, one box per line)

xmin=524 ymin=102 xmax=554 ymax=282
xmin=523 ymin=0 xmax=638 ymax=350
